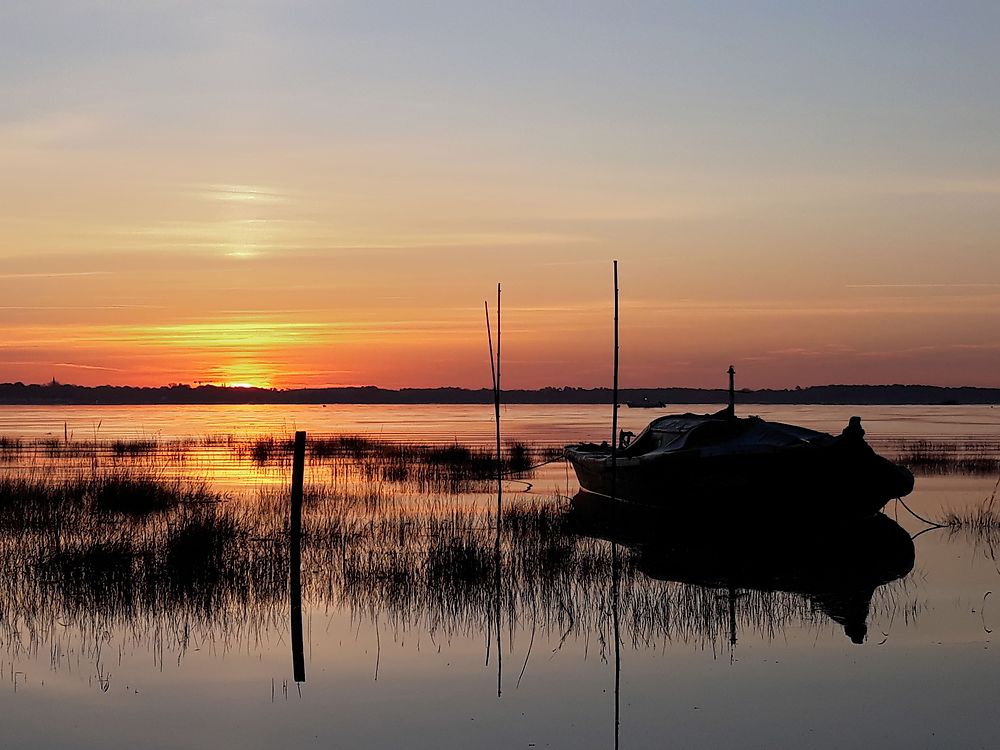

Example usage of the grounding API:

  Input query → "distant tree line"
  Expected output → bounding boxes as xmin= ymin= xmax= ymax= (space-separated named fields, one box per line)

xmin=0 ymin=382 xmax=997 ymax=406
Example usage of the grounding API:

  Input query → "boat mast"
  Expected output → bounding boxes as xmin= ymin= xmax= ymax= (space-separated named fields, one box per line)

xmin=727 ymin=365 xmax=736 ymax=418
xmin=611 ymin=261 xmax=619 ymax=492
xmin=611 ymin=258 xmax=621 ymax=750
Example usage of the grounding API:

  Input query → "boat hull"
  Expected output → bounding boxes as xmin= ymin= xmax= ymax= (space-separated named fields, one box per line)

xmin=564 ymin=441 xmax=913 ymax=522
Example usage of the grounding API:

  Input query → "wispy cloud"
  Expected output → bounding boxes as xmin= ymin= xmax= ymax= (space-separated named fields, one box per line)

xmin=0 ymin=304 xmax=159 ymax=310
xmin=881 ymin=178 xmax=1000 ymax=197
xmin=54 ymin=362 xmax=122 ymax=371
xmin=0 ymin=271 xmax=110 ymax=279
xmin=0 ymin=112 xmax=108 ymax=158
xmin=846 ymin=283 xmax=1000 ymax=289
xmin=193 ymin=184 xmax=290 ymax=205
xmin=0 ymin=359 xmax=120 ymax=372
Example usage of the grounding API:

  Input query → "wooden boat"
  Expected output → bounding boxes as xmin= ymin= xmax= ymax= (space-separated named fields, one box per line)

xmin=564 ymin=409 xmax=914 ymax=521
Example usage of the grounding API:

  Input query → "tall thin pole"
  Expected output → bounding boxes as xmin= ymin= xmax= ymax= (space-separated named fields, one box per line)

xmin=496 ymin=282 xmax=502 ymax=510
xmin=495 ymin=282 xmax=502 ymax=698
xmin=611 ymin=261 xmax=619 ymax=497
xmin=485 ymin=301 xmax=497 ymax=394
xmin=610 ymin=260 xmax=621 ymax=750
xmin=484 ymin=285 xmax=503 ymax=698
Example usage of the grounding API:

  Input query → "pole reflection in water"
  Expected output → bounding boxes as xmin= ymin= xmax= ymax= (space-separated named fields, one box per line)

xmin=290 ymin=430 xmax=306 ymax=684
xmin=612 ymin=537 xmax=622 ymax=750
xmin=495 ymin=491 xmax=503 ymax=699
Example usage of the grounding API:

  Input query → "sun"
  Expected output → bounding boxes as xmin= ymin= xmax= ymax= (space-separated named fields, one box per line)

xmin=207 ymin=360 xmax=276 ymax=390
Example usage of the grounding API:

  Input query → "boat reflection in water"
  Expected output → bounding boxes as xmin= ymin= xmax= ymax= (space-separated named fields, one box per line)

xmin=566 ymin=490 xmax=915 ymax=644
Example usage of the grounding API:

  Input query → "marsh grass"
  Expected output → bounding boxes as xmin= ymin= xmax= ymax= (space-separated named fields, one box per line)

xmin=944 ymin=498 xmax=1000 ymax=531
xmin=2 ymin=433 xmax=561 ymax=496
xmin=888 ymin=439 xmax=1000 ymax=475
xmin=0 ymin=472 xmax=851 ymax=656
xmin=91 ymin=469 xmax=219 ymax=514
xmin=111 ymin=438 xmax=160 ymax=457
xmin=237 ymin=434 xmax=547 ymax=490
xmin=943 ymin=477 xmax=1000 ymax=554
xmin=0 ymin=440 xmax=922 ymax=681
xmin=0 ymin=468 xmax=221 ymax=531
xmin=0 ymin=436 xmax=22 ymax=461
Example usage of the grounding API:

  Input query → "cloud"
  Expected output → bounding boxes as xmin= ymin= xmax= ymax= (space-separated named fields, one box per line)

xmin=193 ymin=184 xmax=290 ymax=205
xmin=0 ymin=359 xmax=120 ymax=371
xmin=846 ymin=283 xmax=1000 ymax=289
xmin=881 ymin=178 xmax=1000 ymax=197
xmin=0 ymin=271 xmax=110 ymax=279
xmin=0 ymin=112 xmax=108 ymax=158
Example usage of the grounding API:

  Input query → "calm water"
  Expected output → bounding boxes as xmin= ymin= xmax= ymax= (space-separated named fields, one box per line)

xmin=1 ymin=404 xmax=998 ymax=749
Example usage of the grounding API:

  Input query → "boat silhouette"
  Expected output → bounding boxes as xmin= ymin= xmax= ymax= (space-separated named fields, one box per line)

xmin=565 ymin=410 xmax=914 ymax=520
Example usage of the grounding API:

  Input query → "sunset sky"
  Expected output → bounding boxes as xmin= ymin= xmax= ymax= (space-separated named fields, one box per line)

xmin=2 ymin=1 xmax=999 ymax=389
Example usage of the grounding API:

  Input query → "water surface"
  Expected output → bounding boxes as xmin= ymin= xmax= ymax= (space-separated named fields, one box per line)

xmin=0 ymin=404 xmax=997 ymax=749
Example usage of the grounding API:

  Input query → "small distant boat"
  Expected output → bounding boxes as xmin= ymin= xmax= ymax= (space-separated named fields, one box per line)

xmin=625 ymin=398 xmax=666 ymax=409
xmin=564 ymin=409 xmax=913 ymax=521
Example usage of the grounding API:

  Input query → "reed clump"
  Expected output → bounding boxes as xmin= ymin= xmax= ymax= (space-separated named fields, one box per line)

xmin=111 ymin=438 xmax=160 ymax=457
xmin=40 ymin=535 xmax=147 ymax=611
xmin=235 ymin=434 xmax=549 ymax=489
xmin=91 ymin=469 xmax=217 ymax=514
xmin=890 ymin=439 xmax=1000 ymax=475
xmin=0 ymin=474 xmax=90 ymax=530
xmin=25 ymin=494 xmax=287 ymax=625
xmin=943 ymin=477 xmax=1000 ymax=531
xmin=250 ymin=436 xmax=294 ymax=465
xmin=0 ymin=469 xmax=222 ymax=529
xmin=0 ymin=436 xmax=23 ymax=461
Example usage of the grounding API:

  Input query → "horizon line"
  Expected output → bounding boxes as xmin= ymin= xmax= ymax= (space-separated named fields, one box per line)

xmin=5 ymin=381 xmax=1000 ymax=392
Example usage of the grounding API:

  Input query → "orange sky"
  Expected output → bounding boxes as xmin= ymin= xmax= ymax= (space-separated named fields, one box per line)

xmin=2 ymin=3 xmax=999 ymax=389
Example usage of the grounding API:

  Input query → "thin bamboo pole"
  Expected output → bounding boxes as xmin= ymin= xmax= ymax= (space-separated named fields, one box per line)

xmin=610 ymin=261 xmax=621 ymax=750
xmin=484 ymin=285 xmax=503 ymax=698
xmin=494 ymin=283 xmax=502 ymax=499
xmin=611 ymin=262 xmax=619 ymax=493
xmin=494 ymin=282 xmax=502 ymax=697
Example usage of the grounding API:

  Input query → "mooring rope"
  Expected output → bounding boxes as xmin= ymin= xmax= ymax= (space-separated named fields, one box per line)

xmin=894 ymin=496 xmax=947 ymax=530
xmin=500 ymin=454 xmax=566 ymax=478
xmin=495 ymin=455 xmax=568 ymax=492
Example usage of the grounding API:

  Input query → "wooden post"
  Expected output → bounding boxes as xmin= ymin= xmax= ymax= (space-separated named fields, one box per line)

xmin=290 ymin=430 xmax=306 ymax=683
xmin=291 ymin=431 xmax=305 ymax=538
